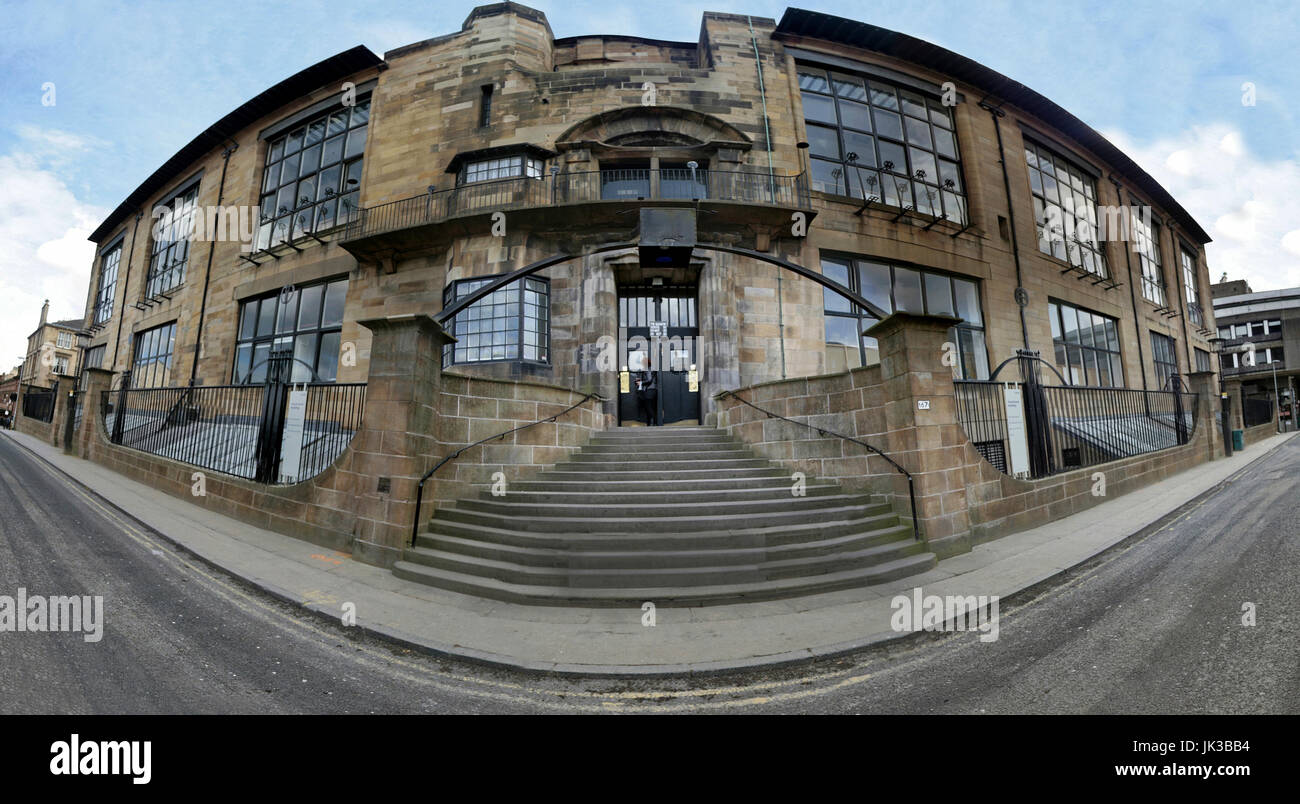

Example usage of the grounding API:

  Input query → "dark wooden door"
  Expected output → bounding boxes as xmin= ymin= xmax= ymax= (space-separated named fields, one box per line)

xmin=618 ymin=286 xmax=699 ymax=425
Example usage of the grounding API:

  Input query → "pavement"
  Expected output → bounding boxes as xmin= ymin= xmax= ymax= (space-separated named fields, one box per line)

xmin=3 ymin=426 xmax=1295 ymax=677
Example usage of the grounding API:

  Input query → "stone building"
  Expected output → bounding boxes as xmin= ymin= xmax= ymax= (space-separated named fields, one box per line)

xmin=70 ymin=4 xmax=1224 ymax=603
xmin=1211 ymin=277 xmax=1298 ymax=429
xmin=21 ymin=300 xmax=84 ymax=389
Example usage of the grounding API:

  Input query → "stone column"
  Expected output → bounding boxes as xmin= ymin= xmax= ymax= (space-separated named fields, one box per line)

xmin=349 ymin=314 xmax=454 ymax=567
xmin=865 ymin=311 xmax=970 ymax=558
xmin=1224 ymin=377 xmax=1245 ymax=431
xmin=78 ymin=368 xmax=115 ymax=459
xmin=51 ymin=373 xmax=79 ymax=451
xmin=1186 ymin=370 xmax=1222 ymax=460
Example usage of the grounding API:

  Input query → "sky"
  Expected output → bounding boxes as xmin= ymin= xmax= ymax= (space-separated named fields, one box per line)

xmin=1 ymin=0 xmax=1297 ymax=369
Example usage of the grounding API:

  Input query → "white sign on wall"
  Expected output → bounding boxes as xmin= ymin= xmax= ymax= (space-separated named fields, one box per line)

xmin=1003 ymin=384 xmax=1031 ymax=478
xmin=278 ymin=388 xmax=309 ymax=483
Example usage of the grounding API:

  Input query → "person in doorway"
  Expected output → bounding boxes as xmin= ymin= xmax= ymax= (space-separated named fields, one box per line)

xmin=634 ymin=367 xmax=659 ymax=426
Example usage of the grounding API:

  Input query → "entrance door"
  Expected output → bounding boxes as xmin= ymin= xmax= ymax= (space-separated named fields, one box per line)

xmin=618 ymin=286 xmax=700 ymax=425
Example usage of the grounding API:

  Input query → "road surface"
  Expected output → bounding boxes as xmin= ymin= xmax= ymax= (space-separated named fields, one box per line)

xmin=1 ymin=432 xmax=1296 ymax=713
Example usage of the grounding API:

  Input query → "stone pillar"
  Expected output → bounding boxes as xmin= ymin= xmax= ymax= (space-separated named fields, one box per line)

xmin=1224 ymin=377 xmax=1244 ymax=431
xmin=865 ymin=312 xmax=970 ymax=558
xmin=349 ymin=314 xmax=454 ymax=567
xmin=1186 ymin=370 xmax=1222 ymax=460
xmin=78 ymin=368 xmax=114 ymax=458
xmin=51 ymin=373 xmax=78 ymax=451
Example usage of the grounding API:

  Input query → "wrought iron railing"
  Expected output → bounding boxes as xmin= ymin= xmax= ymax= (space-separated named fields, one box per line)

xmin=20 ymin=386 xmax=55 ymax=423
xmin=714 ymin=389 xmax=920 ymax=539
xmin=1242 ymin=397 xmax=1274 ymax=428
xmin=954 ymin=378 xmax=1199 ymax=478
xmin=345 ymin=168 xmax=810 ymax=242
xmin=103 ymin=381 xmax=365 ymax=484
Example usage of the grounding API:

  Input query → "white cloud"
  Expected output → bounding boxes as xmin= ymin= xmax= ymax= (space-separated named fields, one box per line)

xmin=1103 ymin=123 xmax=1300 ymax=292
xmin=0 ymin=135 xmax=109 ymax=371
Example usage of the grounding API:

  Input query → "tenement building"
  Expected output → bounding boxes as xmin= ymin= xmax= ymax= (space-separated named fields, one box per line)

xmin=63 ymin=4 xmax=1224 ymax=605
xmin=21 ymin=300 xmax=84 ymax=389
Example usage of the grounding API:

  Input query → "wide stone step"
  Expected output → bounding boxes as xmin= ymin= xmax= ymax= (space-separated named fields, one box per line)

xmin=419 ymin=524 xmax=917 ymax=570
xmin=567 ymin=449 xmax=759 ymax=463
xmin=578 ymin=441 xmax=742 ymax=454
xmin=453 ymin=493 xmax=879 ymax=520
xmin=509 ymin=475 xmax=801 ymax=493
xmin=481 ymin=484 xmax=848 ymax=504
xmin=424 ymin=508 xmax=901 ymax=544
xmin=539 ymin=466 xmax=785 ymax=482
xmin=402 ymin=536 xmax=930 ymax=589
xmin=391 ymin=552 xmax=938 ymax=607
xmin=437 ymin=501 xmax=892 ymax=533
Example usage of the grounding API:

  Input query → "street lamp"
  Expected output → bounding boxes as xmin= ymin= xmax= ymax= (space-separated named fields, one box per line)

xmin=1269 ymin=354 xmax=1282 ymax=433
xmin=1208 ymin=336 xmax=1233 ymax=456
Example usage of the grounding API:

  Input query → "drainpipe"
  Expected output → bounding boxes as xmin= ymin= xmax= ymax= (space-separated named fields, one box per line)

xmin=188 ymin=143 xmax=237 ymax=387
xmin=110 ymin=210 xmax=144 ymax=371
xmin=979 ymin=99 xmax=1031 ymax=350
xmin=747 ymin=16 xmax=785 ymax=378
xmin=1109 ymin=175 xmax=1149 ymax=391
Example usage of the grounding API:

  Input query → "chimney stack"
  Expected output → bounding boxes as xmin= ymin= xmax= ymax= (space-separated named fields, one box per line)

xmin=40 ymin=299 xmax=49 ymax=327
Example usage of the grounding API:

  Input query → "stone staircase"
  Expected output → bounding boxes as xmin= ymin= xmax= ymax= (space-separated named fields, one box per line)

xmin=393 ymin=426 xmax=936 ymax=606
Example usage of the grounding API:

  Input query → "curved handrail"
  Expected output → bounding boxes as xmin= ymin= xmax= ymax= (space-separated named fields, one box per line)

xmin=986 ymin=352 xmax=1071 ymax=385
xmin=409 ymin=391 xmax=606 ymax=547
xmin=715 ymin=389 xmax=920 ymax=538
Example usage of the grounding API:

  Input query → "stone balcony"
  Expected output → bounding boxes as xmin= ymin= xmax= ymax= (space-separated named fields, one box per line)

xmin=338 ymin=168 xmax=813 ymax=260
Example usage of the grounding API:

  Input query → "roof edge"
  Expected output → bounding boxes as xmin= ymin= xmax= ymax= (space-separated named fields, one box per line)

xmin=89 ymin=45 xmax=383 ymax=243
xmin=775 ymin=7 xmax=1212 ymax=243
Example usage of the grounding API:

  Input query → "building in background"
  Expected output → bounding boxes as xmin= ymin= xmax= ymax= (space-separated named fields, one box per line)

xmin=0 ymin=366 xmax=20 ymax=424
xmin=1211 ymin=277 xmax=1298 ymax=429
xmin=20 ymin=300 xmax=85 ymax=390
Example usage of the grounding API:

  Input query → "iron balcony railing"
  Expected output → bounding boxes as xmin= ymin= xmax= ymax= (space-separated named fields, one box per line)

xmin=344 ymin=168 xmax=810 ymax=242
xmin=955 ymin=380 xmax=1199 ymax=479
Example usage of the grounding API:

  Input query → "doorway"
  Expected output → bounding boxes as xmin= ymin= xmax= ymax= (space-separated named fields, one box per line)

xmin=617 ymin=285 xmax=700 ymax=426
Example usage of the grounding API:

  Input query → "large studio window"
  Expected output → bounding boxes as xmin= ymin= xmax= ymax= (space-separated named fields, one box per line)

xmin=1025 ymin=141 xmax=1107 ymax=278
xmin=1150 ymin=331 xmax=1178 ymax=388
xmin=821 ymin=255 xmax=987 ymax=379
xmin=1133 ymin=212 xmax=1167 ymax=306
xmin=146 ymin=182 xmax=199 ymax=298
xmin=94 ymin=242 xmax=121 ymax=324
xmin=233 ymin=279 xmax=347 ymax=384
xmin=257 ymin=99 xmax=369 ymax=250
xmin=799 ymin=66 xmax=967 ymax=224
xmin=131 ymin=322 xmax=177 ymax=388
xmin=1181 ymin=247 xmax=1203 ymax=326
xmin=1049 ymin=301 xmax=1123 ymax=387
xmin=443 ymin=276 xmax=550 ymax=366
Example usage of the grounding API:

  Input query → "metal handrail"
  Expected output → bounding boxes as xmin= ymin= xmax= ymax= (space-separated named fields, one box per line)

xmin=409 ymin=391 xmax=606 ymax=547
xmin=715 ymin=389 xmax=920 ymax=539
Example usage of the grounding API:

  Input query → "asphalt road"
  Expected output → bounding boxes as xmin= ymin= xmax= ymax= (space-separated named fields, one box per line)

xmin=1 ymin=431 xmax=1296 ymax=714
